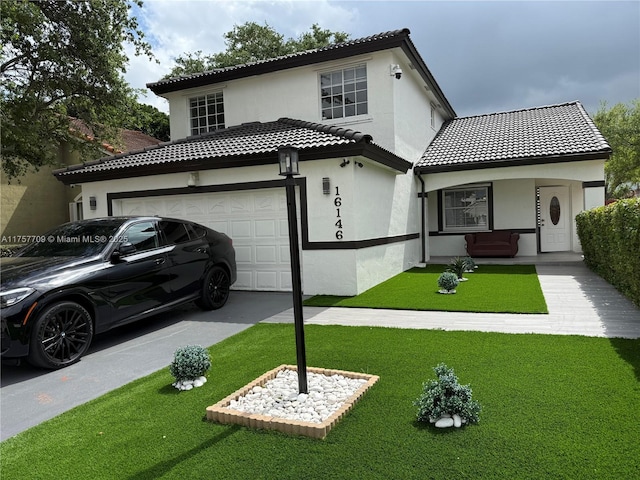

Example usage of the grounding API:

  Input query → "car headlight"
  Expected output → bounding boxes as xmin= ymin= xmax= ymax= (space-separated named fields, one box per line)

xmin=0 ymin=287 xmax=36 ymax=308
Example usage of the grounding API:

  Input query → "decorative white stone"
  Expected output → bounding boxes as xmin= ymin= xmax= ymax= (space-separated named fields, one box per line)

xmin=453 ymin=414 xmax=462 ymax=428
xmin=435 ymin=417 xmax=455 ymax=428
xmin=225 ymin=369 xmax=368 ymax=423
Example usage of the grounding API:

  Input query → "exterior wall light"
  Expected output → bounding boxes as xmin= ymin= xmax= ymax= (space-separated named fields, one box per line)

xmin=322 ymin=177 xmax=330 ymax=195
xmin=89 ymin=196 xmax=97 ymax=210
xmin=187 ymin=172 xmax=200 ymax=187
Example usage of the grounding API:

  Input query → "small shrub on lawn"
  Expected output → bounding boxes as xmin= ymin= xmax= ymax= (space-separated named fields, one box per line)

xmin=463 ymin=256 xmax=476 ymax=272
xmin=437 ymin=271 xmax=459 ymax=293
xmin=447 ymin=257 xmax=469 ymax=280
xmin=169 ymin=345 xmax=211 ymax=382
xmin=414 ymin=363 xmax=481 ymax=425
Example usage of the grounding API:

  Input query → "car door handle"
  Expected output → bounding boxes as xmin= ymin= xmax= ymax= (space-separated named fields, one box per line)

xmin=155 ymin=258 xmax=166 ymax=265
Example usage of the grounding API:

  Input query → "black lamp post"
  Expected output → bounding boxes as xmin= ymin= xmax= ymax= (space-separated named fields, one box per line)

xmin=278 ymin=146 xmax=308 ymax=394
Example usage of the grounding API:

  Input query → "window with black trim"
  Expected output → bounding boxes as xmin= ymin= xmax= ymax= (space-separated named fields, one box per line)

xmin=189 ymin=92 xmax=225 ymax=135
xmin=442 ymin=185 xmax=490 ymax=230
xmin=320 ymin=65 xmax=367 ymax=120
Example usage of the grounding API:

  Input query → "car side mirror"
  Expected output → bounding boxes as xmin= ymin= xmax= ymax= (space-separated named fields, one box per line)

xmin=110 ymin=243 xmax=136 ymax=263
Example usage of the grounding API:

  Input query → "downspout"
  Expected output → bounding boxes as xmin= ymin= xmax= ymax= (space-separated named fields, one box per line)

xmin=417 ymin=172 xmax=426 ymax=263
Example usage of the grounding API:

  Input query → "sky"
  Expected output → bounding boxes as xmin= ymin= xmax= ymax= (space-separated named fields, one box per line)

xmin=125 ymin=0 xmax=640 ymax=118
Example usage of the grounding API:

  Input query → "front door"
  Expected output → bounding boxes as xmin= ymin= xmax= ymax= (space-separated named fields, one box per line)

xmin=539 ymin=186 xmax=571 ymax=252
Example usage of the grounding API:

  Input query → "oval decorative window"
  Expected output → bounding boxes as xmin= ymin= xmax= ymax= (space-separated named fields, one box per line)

xmin=550 ymin=196 xmax=561 ymax=225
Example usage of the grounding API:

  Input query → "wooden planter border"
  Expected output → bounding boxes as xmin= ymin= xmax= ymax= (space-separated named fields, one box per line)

xmin=206 ymin=364 xmax=379 ymax=439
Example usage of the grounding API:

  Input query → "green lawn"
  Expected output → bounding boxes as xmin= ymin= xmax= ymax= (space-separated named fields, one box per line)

xmin=2 ymin=324 xmax=638 ymax=479
xmin=304 ymin=264 xmax=548 ymax=313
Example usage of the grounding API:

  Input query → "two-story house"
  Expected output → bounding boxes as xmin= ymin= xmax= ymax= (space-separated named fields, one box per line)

xmin=53 ymin=28 xmax=610 ymax=296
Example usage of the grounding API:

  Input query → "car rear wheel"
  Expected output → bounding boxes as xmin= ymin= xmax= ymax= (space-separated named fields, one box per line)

xmin=196 ymin=266 xmax=230 ymax=310
xmin=28 ymin=301 xmax=94 ymax=369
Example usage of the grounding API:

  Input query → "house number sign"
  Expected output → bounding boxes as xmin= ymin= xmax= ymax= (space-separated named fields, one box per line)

xmin=335 ymin=186 xmax=343 ymax=240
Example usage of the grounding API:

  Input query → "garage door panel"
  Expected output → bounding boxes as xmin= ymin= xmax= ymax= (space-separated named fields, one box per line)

xmin=280 ymin=272 xmax=292 ymax=290
xmin=164 ymin=200 xmax=185 ymax=217
xmin=279 ymin=245 xmax=291 ymax=264
xmin=254 ymin=192 xmax=279 ymax=212
xmin=256 ymin=271 xmax=278 ymax=290
xmin=116 ymin=189 xmax=292 ymax=292
xmin=255 ymin=245 xmax=278 ymax=263
xmin=230 ymin=220 xmax=252 ymax=238
xmin=230 ymin=197 xmax=252 ymax=214
xmin=255 ymin=219 xmax=276 ymax=237
xmin=234 ymin=271 xmax=253 ymax=290
xmin=234 ymin=245 xmax=253 ymax=264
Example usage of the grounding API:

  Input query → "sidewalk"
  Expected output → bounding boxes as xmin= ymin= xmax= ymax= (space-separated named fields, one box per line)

xmin=264 ymin=263 xmax=640 ymax=338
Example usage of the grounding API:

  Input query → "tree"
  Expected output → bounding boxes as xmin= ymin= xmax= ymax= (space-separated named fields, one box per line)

xmin=1 ymin=0 xmax=154 ymax=179
xmin=593 ymin=99 xmax=640 ymax=199
xmin=165 ymin=22 xmax=349 ymax=78
xmin=121 ymin=101 xmax=170 ymax=142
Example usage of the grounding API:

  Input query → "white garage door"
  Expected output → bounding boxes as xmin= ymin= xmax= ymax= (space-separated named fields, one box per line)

xmin=116 ymin=189 xmax=292 ymax=291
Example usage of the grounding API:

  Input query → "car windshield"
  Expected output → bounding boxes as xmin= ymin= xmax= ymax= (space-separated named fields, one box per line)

xmin=18 ymin=222 xmax=123 ymax=257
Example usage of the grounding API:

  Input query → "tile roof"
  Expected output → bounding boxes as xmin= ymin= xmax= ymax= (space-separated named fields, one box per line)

xmin=54 ymin=118 xmax=411 ymax=184
xmin=415 ymin=101 xmax=611 ymax=173
xmin=69 ymin=117 xmax=163 ymax=154
xmin=147 ymin=28 xmax=456 ymax=118
xmin=148 ymin=29 xmax=410 ymax=93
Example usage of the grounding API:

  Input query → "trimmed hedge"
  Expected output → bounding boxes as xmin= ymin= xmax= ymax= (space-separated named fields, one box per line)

xmin=576 ymin=198 xmax=640 ymax=307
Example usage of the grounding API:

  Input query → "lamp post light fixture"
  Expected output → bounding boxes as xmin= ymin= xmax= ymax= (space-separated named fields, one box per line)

xmin=277 ymin=146 xmax=308 ymax=394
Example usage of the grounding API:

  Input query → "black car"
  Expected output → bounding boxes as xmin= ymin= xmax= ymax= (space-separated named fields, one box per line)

xmin=0 ymin=217 xmax=236 ymax=369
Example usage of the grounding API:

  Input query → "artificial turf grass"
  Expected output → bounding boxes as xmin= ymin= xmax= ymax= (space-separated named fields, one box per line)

xmin=304 ymin=264 xmax=549 ymax=314
xmin=2 ymin=324 xmax=639 ymax=480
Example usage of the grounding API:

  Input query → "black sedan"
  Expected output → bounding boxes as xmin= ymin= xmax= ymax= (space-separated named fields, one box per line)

xmin=0 ymin=217 xmax=236 ymax=369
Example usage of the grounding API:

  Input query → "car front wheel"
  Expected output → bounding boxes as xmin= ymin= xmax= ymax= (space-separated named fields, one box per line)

xmin=28 ymin=301 xmax=94 ymax=369
xmin=196 ymin=266 xmax=230 ymax=310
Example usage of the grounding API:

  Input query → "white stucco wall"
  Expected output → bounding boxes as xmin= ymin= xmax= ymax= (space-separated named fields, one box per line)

xmin=162 ymin=48 xmax=448 ymax=162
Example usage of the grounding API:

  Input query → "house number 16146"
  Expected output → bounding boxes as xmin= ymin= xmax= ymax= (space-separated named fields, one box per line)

xmin=335 ymin=186 xmax=343 ymax=240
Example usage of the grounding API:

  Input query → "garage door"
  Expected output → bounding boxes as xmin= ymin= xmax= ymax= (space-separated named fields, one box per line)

xmin=116 ymin=189 xmax=292 ymax=291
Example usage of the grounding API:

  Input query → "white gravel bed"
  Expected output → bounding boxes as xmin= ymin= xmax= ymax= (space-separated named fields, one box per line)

xmin=227 ymin=369 xmax=368 ymax=423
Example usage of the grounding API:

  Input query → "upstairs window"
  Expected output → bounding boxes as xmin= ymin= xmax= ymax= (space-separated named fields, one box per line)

xmin=320 ymin=65 xmax=367 ymax=120
xmin=442 ymin=185 xmax=490 ymax=231
xmin=189 ymin=92 xmax=225 ymax=135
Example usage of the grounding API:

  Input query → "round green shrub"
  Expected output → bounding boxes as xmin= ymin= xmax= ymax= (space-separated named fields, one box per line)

xmin=414 ymin=363 xmax=481 ymax=424
xmin=463 ymin=256 xmax=476 ymax=271
xmin=437 ymin=271 xmax=460 ymax=292
xmin=169 ymin=345 xmax=211 ymax=382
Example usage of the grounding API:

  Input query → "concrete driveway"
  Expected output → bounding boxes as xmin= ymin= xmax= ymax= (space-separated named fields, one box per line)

xmin=0 ymin=291 xmax=293 ymax=441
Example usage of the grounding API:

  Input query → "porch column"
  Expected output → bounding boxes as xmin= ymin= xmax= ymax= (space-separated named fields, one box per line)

xmin=583 ymin=181 xmax=606 ymax=210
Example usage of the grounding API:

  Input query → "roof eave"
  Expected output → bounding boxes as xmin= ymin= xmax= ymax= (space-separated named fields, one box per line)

xmin=413 ymin=150 xmax=611 ymax=175
xmin=147 ymin=30 xmax=413 ymax=96
xmin=53 ymin=143 xmax=412 ymax=185
xmin=399 ymin=41 xmax=456 ymax=118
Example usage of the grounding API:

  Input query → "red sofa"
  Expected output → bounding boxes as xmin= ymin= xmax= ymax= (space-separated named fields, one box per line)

xmin=464 ymin=231 xmax=520 ymax=257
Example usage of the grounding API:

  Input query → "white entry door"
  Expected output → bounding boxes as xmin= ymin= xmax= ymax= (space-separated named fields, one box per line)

xmin=539 ymin=186 xmax=571 ymax=252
